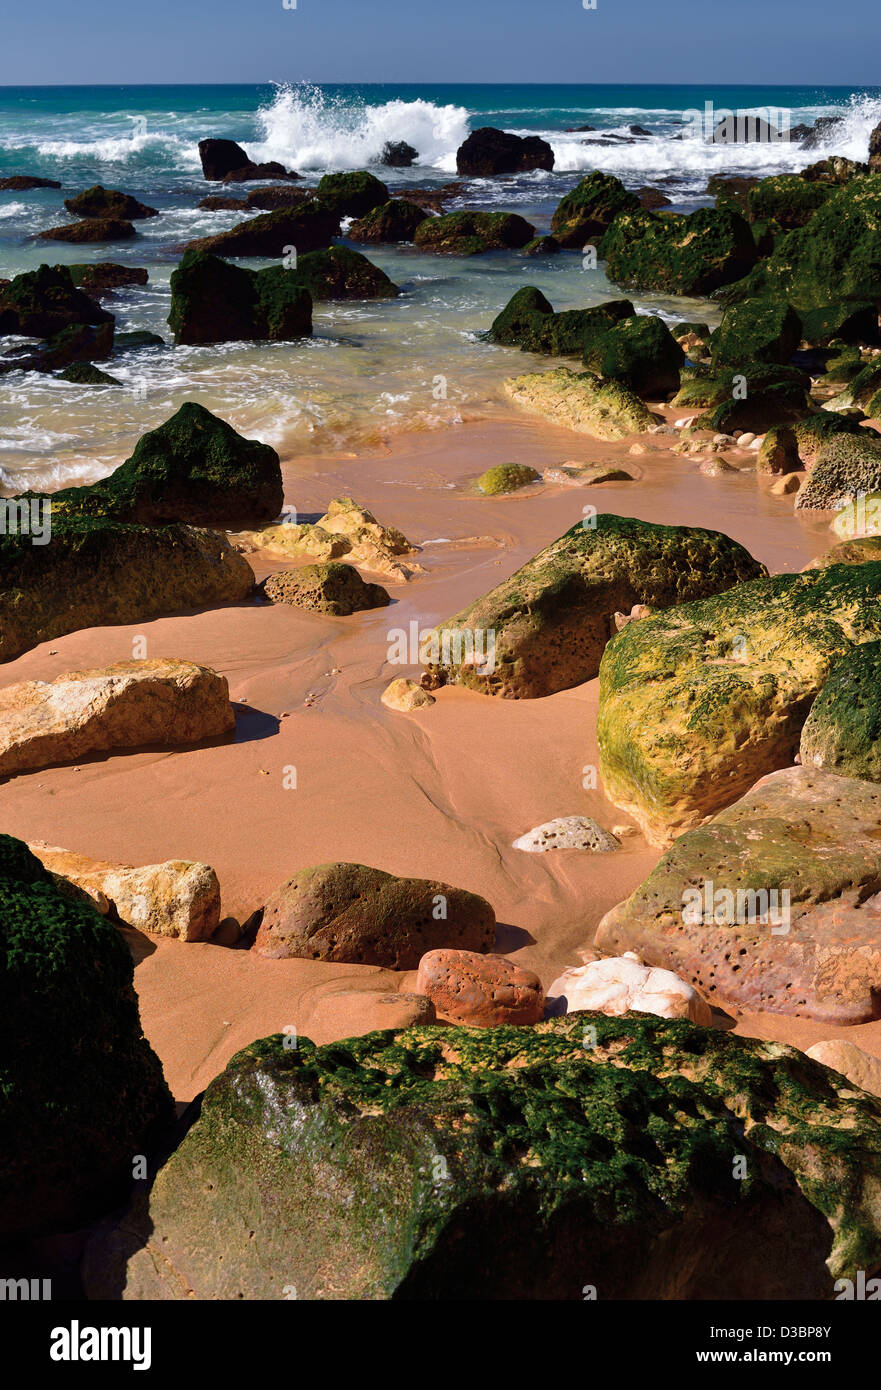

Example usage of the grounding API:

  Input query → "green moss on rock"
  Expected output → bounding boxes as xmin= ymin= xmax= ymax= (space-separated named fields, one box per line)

xmin=475 ymin=463 xmax=541 ymax=495
xmin=746 ymin=175 xmax=831 ymax=230
xmin=414 ymin=210 xmax=535 ymax=255
xmin=550 ymin=172 xmax=641 ymax=248
xmin=709 ymin=298 xmax=802 ymax=367
xmin=598 ymin=207 xmax=758 ymax=296
xmin=315 ymin=170 xmax=389 ymax=218
xmin=800 ymin=640 xmax=881 ymax=781
xmin=287 ymin=244 xmax=398 ymax=300
xmin=348 ymin=199 xmax=428 ymax=243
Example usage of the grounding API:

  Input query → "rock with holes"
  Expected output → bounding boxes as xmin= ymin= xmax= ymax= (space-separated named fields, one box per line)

xmin=85 ymin=1014 xmax=881 ymax=1299
xmin=253 ymin=863 xmax=495 ymax=968
xmin=415 ymin=948 xmax=545 ymax=1026
xmin=261 ymin=562 xmax=390 ymax=615
xmin=26 ymin=841 xmax=221 ymax=941
xmin=595 ymin=766 xmax=881 ymax=1023
xmin=512 ymin=816 xmax=620 ymax=853
xmin=547 ymin=953 xmax=712 ymax=1024
xmin=0 ymin=659 xmax=234 ymax=778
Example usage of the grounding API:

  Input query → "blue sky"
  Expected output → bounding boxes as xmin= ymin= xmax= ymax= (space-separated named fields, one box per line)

xmin=0 ymin=0 xmax=875 ymax=86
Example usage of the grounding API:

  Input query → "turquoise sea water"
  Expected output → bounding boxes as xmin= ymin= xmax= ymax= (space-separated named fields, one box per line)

xmin=1 ymin=82 xmax=879 ymax=489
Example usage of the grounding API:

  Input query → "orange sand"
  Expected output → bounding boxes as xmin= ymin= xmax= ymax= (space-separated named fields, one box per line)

xmin=0 ymin=410 xmax=865 ymax=1102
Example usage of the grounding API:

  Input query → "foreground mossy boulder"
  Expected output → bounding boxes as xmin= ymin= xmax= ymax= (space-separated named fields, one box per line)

xmin=315 ymin=170 xmax=389 ymax=217
xmin=504 ymin=367 xmax=659 ymax=439
xmin=800 ymin=640 xmax=881 ymax=781
xmin=168 ymin=250 xmax=312 ymax=345
xmin=84 ymin=1014 xmax=881 ymax=1299
xmin=709 ymin=297 xmax=802 ymax=367
xmin=670 ymin=363 xmax=810 ymax=411
xmin=581 ymin=314 xmax=683 ymax=396
xmin=721 ymin=175 xmax=881 ymax=310
xmin=758 ymin=413 xmax=874 ymax=474
xmin=0 ymin=835 xmax=174 ymax=1240
xmin=41 ymin=402 xmax=283 ymax=528
xmin=550 ymin=172 xmax=641 ymax=247
xmin=422 ymin=513 xmax=764 ymax=698
xmin=414 ymin=210 xmax=535 ymax=255
xmin=287 ymin=245 xmax=398 ymax=300
xmin=0 ymin=517 xmax=254 ymax=662
xmin=746 ymin=174 xmax=831 ymax=230
xmin=597 ymin=562 xmax=881 ymax=845
xmin=488 ymin=287 xmax=635 ymax=356
xmin=598 ymin=207 xmax=757 ymax=295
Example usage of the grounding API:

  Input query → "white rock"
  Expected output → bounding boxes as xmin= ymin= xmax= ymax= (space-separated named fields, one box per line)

xmin=806 ymin=1040 xmax=881 ymax=1098
xmin=737 ymin=432 xmax=756 ymax=447
xmin=512 ymin=816 xmax=620 ymax=853
xmin=547 ymin=955 xmax=712 ymax=1024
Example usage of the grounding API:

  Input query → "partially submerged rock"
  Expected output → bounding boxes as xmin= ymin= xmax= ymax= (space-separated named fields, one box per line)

xmin=38 ymin=217 xmax=136 ymax=243
xmin=287 ymin=245 xmax=398 ymax=300
xmin=456 ymin=126 xmax=554 ymax=176
xmin=168 ymin=250 xmax=312 ymax=345
xmin=186 ymin=201 xmax=340 ymax=258
xmin=414 ymin=210 xmax=535 ymax=255
xmin=504 ymin=367 xmax=659 ymax=439
xmin=599 ymin=207 xmax=757 ymax=296
xmin=254 ymin=862 xmax=495 ymax=967
xmin=597 ymin=563 xmax=881 ymax=844
xmin=64 ymin=185 xmax=158 ymax=220
xmin=348 ymin=199 xmax=428 ymax=243
xmin=28 ymin=841 xmax=221 ymax=941
xmin=595 ymin=767 xmax=881 ymax=1023
xmin=550 ymin=172 xmax=640 ymax=247
xmin=315 ymin=170 xmax=389 ymax=217
xmin=0 ymin=263 xmax=111 ymax=338
xmin=475 ymin=462 xmax=540 ymax=494
xmin=423 ymin=512 xmax=763 ymax=698
xmin=0 ymin=835 xmax=173 ymax=1240
xmin=0 ymin=659 xmax=235 ymax=778
xmin=86 ymin=1014 xmax=881 ymax=1299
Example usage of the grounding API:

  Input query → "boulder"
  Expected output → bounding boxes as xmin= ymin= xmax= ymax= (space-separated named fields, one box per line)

xmin=223 ymin=161 xmax=299 ymax=183
xmin=287 ymin=245 xmax=398 ymax=300
xmin=0 ymin=263 xmax=111 ymax=338
xmin=796 ymin=433 xmax=881 ymax=511
xmin=198 ymin=137 xmax=250 ymax=180
xmin=512 ymin=816 xmax=620 ymax=852
xmin=581 ymin=314 xmax=684 ymax=396
xmin=244 ymin=185 xmax=311 ymax=211
xmin=694 ymin=381 xmax=812 ymax=435
xmin=596 ymin=766 xmax=881 ymax=1024
xmin=798 ymin=302 xmax=879 ymax=346
xmin=1 ymin=319 xmax=117 ymax=376
xmin=599 ymin=207 xmax=757 ymax=296
xmin=0 ymin=518 xmax=254 ymax=663
xmin=85 ymin=1013 xmax=881 ymax=1299
xmin=475 ymin=462 xmax=540 ymax=494
xmin=28 ymin=841 xmax=221 ymax=941
xmin=550 ymin=172 xmax=640 ymax=247
xmin=186 ymin=201 xmax=340 ymax=258
xmin=759 ymin=413 xmax=871 ymax=475
xmin=0 ymin=835 xmax=173 ymax=1240
xmin=67 ymin=262 xmax=149 ymax=293
xmin=315 ymin=170 xmax=389 ymax=217
xmin=504 ymin=367 xmax=659 ymax=439
xmin=254 ymin=862 xmax=495 ymax=968
xmin=41 ymin=401 xmax=283 ymax=528
xmin=0 ymin=174 xmax=61 ymax=190
xmin=806 ymin=1040 xmax=881 ymax=1098
xmin=547 ymin=955 xmax=712 ymax=1025
xmin=381 ymin=677 xmax=435 ymax=712
xmin=233 ymin=497 xmax=420 ymax=582
xmin=522 ymin=235 xmax=560 ymax=255
xmin=416 ymin=948 xmax=544 ymax=1025
xmin=38 ymin=218 xmax=136 ymax=242
xmin=0 ymin=659 xmax=234 ymax=778
xmin=709 ymin=298 xmax=802 ymax=367
xmin=58 ymin=362 xmax=122 ymax=385
xmin=261 ymin=562 xmax=390 ymax=615
xmin=721 ymin=175 xmax=881 ymax=310
xmin=348 ymin=199 xmax=428 ymax=243
xmin=456 ymin=126 xmax=554 ymax=176
xmin=805 ymin=536 xmax=881 ymax=570
xmin=414 ymin=210 xmax=535 ymax=255
xmin=488 ymin=287 xmax=635 ymax=356
xmin=422 ymin=512 xmax=764 ymax=698
xmin=115 ymin=330 xmax=164 ymax=350
xmin=706 ymin=174 xmax=760 ymax=214
xmin=756 ymin=425 xmax=801 ymax=474
xmin=168 ymin=249 xmax=312 ymax=345
xmin=380 ymin=140 xmax=419 ymax=167
xmin=746 ymin=175 xmax=831 ymax=229
xmin=64 ymin=185 xmax=158 ymax=220
xmin=596 ymin=562 xmax=881 ymax=845
xmin=198 ymin=194 xmax=247 ymax=211
xmin=800 ymin=640 xmax=881 ymax=781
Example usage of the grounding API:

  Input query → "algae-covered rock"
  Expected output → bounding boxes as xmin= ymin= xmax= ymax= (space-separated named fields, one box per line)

xmin=254 ymin=862 xmax=495 ymax=967
xmin=800 ymin=640 xmax=881 ymax=781
xmin=86 ymin=1013 xmax=881 ymax=1299
xmin=796 ymin=433 xmax=881 ymax=511
xmin=64 ymin=184 xmax=158 ymax=220
xmin=581 ymin=314 xmax=683 ymax=396
xmin=0 ymin=263 xmax=111 ymax=338
xmin=186 ymin=200 xmax=340 ymax=258
xmin=504 ymin=367 xmax=659 ymax=439
xmin=315 ymin=170 xmax=389 ymax=217
xmin=475 ymin=463 xmax=541 ymax=495
xmin=805 ymin=536 xmax=881 ymax=569
xmin=709 ymin=297 xmax=802 ymax=367
xmin=348 ymin=199 xmax=428 ymax=243
xmin=456 ymin=127 xmax=554 ymax=177
xmin=799 ymin=302 xmax=879 ymax=346
xmin=746 ymin=175 xmax=831 ymax=229
xmin=58 ymin=362 xmax=122 ymax=385
xmin=596 ymin=562 xmax=881 ymax=844
xmin=595 ymin=766 xmax=881 ymax=1024
xmin=550 ymin=172 xmax=641 ymax=248
xmin=287 ymin=245 xmax=398 ymax=300
xmin=42 ymin=402 xmax=283 ymax=528
xmin=423 ymin=513 xmax=764 ymax=698
xmin=598 ymin=206 xmax=757 ymax=296
xmin=721 ymin=175 xmax=881 ymax=310
xmin=38 ymin=217 xmax=136 ymax=243
xmin=0 ymin=517 xmax=254 ymax=663
xmin=414 ymin=210 xmax=535 ymax=255
xmin=756 ymin=425 xmax=801 ymax=474
xmin=168 ymin=250 xmax=312 ymax=344
xmin=262 ymin=561 xmax=390 ymax=615
xmin=488 ymin=288 xmax=635 ymax=357
xmin=0 ymin=835 xmax=173 ymax=1240
xmin=67 ymin=262 xmax=149 ymax=294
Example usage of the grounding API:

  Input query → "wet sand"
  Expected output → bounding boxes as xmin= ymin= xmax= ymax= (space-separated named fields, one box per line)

xmin=0 ymin=410 xmax=861 ymax=1102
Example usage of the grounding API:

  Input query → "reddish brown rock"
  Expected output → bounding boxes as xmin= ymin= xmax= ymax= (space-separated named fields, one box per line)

xmin=415 ymin=948 xmax=545 ymax=1026
xmin=254 ymin=862 xmax=495 ymax=969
